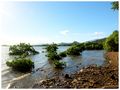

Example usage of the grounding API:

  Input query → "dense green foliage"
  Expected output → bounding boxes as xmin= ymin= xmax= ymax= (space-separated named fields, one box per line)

xmin=54 ymin=61 xmax=66 ymax=68
xmin=72 ymin=41 xmax=80 ymax=46
xmin=104 ymin=31 xmax=119 ymax=51
xmin=47 ymin=52 xmax=61 ymax=60
xmin=83 ymin=42 xmax=103 ymax=50
xmin=111 ymin=1 xmax=119 ymax=10
xmin=45 ymin=43 xmax=66 ymax=68
xmin=6 ymin=57 xmax=34 ymax=72
xmin=9 ymin=43 xmax=39 ymax=55
xmin=65 ymin=38 xmax=106 ymax=56
xmin=79 ymin=38 xmax=106 ymax=50
xmin=45 ymin=43 xmax=58 ymax=53
xmin=66 ymin=44 xmax=83 ymax=55
xmin=66 ymin=38 xmax=105 ymax=56
xmin=59 ymin=51 xmax=67 ymax=57
xmin=45 ymin=43 xmax=61 ymax=60
xmin=7 ymin=43 xmax=38 ymax=72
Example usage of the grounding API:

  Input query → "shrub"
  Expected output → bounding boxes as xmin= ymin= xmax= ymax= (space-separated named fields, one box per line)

xmin=54 ymin=61 xmax=66 ymax=68
xmin=104 ymin=31 xmax=119 ymax=51
xmin=84 ymin=42 xmax=103 ymax=50
xmin=6 ymin=57 xmax=34 ymax=72
xmin=66 ymin=45 xmax=83 ymax=55
xmin=45 ymin=43 xmax=58 ymax=53
xmin=47 ymin=52 xmax=61 ymax=60
xmin=72 ymin=41 xmax=80 ymax=46
xmin=45 ymin=43 xmax=63 ymax=60
xmin=59 ymin=51 xmax=67 ymax=57
xmin=9 ymin=43 xmax=39 ymax=55
xmin=45 ymin=43 xmax=67 ymax=69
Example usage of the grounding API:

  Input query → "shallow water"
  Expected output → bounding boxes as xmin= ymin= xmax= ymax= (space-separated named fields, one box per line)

xmin=1 ymin=46 xmax=107 ymax=88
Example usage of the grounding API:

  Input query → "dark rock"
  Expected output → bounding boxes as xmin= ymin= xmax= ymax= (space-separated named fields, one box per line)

xmin=36 ymin=68 xmax=40 ymax=71
xmin=64 ymin=85 xmax=71 ymax=88
xmin=40 ymin=69 xmax=44 ymax=71
xmin=64 ymin=74 xmax=72 ymax=79
xmin=111 ymin=75 xmax=116 ymax=80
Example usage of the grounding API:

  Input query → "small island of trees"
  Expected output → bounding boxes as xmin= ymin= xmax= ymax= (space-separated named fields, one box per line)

xmin=6 ymin=43 xmax=39 ymax=72
xmin=9 ymin=43 xmax=39 ymax=55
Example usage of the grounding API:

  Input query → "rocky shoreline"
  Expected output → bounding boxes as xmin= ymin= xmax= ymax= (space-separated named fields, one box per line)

xmin=33 ymin=64 xmax=118 ymax=88
xmin=32 ymin=52 xmax=118 ymax=89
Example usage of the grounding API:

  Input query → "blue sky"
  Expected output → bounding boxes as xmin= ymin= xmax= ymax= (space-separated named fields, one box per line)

xmin=0 ymin=1 xmax=118 ymax=45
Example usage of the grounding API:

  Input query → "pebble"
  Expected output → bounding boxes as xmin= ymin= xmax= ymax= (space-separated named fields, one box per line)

xmin=78 ymin=77 xmax=81 ymax=80
xmin=65 ymin=74 xmax=71 ymax=79
xmin=80 ymin=69 xmax=83 ymax=72
xmin=72 ymin=79 xmax=77 ymax=84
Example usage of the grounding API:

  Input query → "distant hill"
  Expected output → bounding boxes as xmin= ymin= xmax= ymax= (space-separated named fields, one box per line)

xmin=58 ymin=42 xmax=72 ymax=46
xmin=33 ymin=38 xmax=106 ymax=46
xmin=89 ymin=38 xmax=106 ymax=44
xmin=2 ymin=38 xmax=106 ymax=46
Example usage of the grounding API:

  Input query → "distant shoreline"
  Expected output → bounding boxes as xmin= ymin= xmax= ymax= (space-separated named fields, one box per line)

xmin=1 ymin=38 xmax=106 ymax=47
xmin=1 ymin=45 xmax=71 ymax=47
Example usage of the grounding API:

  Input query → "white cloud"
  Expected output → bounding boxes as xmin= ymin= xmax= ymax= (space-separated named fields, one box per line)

xmin=93 ymin=32 xmax=104 ymax=36
xmin=72 ymin=32 xmax=104 ymax=36
xmin=60 ymin=30 xmax=69 ymax=36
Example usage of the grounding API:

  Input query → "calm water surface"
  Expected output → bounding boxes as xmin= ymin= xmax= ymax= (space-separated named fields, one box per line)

xmin=1 ymin=46 xmax=107 ymax=88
